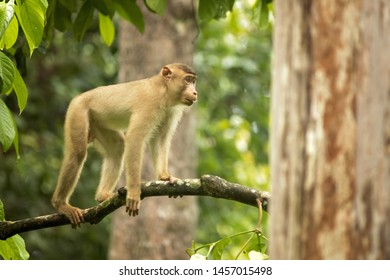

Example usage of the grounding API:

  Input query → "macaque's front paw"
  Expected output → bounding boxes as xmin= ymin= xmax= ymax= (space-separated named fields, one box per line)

xmin=159 ymin=174 xmax=179 ymax=184
xmin=58 ymin=204 xmax=85 ymax=228
xmin=125 ymin=193 xmax=141 ymax=217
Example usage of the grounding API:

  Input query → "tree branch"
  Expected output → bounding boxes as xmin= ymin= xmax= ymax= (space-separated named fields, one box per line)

xmin=0 ymin=175 xmax=271 ymax=240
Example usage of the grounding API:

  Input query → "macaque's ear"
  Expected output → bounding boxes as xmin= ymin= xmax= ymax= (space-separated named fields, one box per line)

xmin=162 ymin=66 xmax=173 ymax=80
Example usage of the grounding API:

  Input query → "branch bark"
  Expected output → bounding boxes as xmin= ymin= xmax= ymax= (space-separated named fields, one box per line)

xmin=0 ymin=175 xmax=270 ymax=240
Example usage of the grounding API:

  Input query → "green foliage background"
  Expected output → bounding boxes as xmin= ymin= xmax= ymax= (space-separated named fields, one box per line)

xmin=0 ymin=0 xmax=271 ymax=259
xmin=194 ymin=2 xmax=271 ymax=259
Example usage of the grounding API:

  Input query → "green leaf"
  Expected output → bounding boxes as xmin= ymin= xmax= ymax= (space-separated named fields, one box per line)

xmin=91 ymin=0 xmax=114 ymax=16
xmin=199 ymin=0 xmax=234 ymax=22
xmin=248 ymin=250 xmax=269 ymax=260
xmin=0 ymin=0 xmax=15 ymax=38
xmin=59 ymin=0 xmax=77 ymax=12
xmin=190 ymin=253 xmax=207 ymax=260
xmin=198 ymin=0 xmax=215 ymax=21
xmin=144 ymin=0 xmax=167 ymax=15
xmin=73 ymin=0 xmax=94 ymax=41
xmin=0 ymin=15 xmax=19 ymax=50
xmin=0 ymin=1 xmax=6 ymax=33
xmin=98 ymin=13 xmax=115 ymax=46
xmin=12 ymin=66 xmax=27 ymax=113
xmin=255 ymin=0 xmax=272 ymax=28
xmin=0 ymin=98 xmax=16 ymax=151
xmin=15 ymin=0 xmax=48 ymax=56
xmin=54 ymin=1 xmax=72 ymax=32
xmin=0 ymin=234 xmax=30 ymax=260
xmin=0 ymin=51 xmax=15 ymax=94
xmin=212 ymin=238 xmax=231 ymax=260
xmin=198 ymin=0 xmax=216 ymax=21
xmin=112 ymin=0 xmax=144 ymax=33
xmin=43 ymin=0 xmax=55 ymax=45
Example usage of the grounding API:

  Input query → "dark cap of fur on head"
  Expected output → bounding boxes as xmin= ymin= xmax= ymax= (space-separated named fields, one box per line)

xmin=171 ymin=63 xmax=196 ymax=76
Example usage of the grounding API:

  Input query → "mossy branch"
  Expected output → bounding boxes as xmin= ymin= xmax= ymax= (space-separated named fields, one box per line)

xmin=0 ymin=175 xmax=270 ymax=240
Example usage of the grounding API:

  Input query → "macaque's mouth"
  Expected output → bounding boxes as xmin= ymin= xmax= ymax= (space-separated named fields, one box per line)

xmin=185 ymin=98 xmax=196 ymax=105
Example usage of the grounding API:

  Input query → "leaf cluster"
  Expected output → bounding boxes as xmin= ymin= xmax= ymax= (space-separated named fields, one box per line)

xmin=187 ymin=229 xmax=269 ymax=260
xmin=0 ymin=199 xmax=29 ymax=259
xmin=187 ymin=199 xmax=269 ymax=260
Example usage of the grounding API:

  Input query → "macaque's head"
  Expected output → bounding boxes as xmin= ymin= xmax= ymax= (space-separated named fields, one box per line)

xmin=161 ymin=63 xmax=197 ymax=106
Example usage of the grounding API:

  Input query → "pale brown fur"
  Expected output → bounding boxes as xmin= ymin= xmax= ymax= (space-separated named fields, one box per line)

xmin=51 ymin=63 xmax=197 ymax=226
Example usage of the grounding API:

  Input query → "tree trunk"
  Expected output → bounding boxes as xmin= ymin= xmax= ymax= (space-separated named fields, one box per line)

xmin=108 ymin=0 xmax=198 ymax=259
xmin=270 ymin=0 xmax=390 ymax=259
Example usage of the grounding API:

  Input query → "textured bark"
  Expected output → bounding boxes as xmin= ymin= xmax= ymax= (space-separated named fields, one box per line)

xmin=270 ymin=0 xmax=390 ymax=259
xmin=0 ymin=176 xmax=270 ymax=240
xmin=108 ymin=0 xmax=198 ymax=259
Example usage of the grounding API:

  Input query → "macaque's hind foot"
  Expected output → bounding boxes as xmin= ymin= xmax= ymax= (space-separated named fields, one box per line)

xmin=159 ymin=174 xmax=179 ymax=184
xmin=95 ymin=192 xmax=115 ymax=203
xmin=58 ymin=204 xmax=84 ymax=228
xmin=160 ymin=175 xmax=182 ymax=198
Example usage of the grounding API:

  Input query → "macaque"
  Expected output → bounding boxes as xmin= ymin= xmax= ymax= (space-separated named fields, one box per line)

xmin=51 ymin=63 xmax=197 ymax=226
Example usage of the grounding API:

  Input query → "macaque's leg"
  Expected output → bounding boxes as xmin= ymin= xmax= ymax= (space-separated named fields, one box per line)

xmin=53 ymin=151 xmax=87 ymax=206
xmin=150 ymin=136 xmax=173 ymax=181
xmin=92 ymin=127 xmax=125 ymax=202
xmin=52 ymin=104 xmax=89 ymax=226
xmin=157 ymin=143 xmax=179 ymax=183
xmin=124 ymin=140 xmax=144 ymax=216
xmin=150 ymin=130 xmax=180 ymax=201
xmin=150 ymin=113 xmax=181 ymax=183
xmin=124 ymin=116 xmax=156 ymax=216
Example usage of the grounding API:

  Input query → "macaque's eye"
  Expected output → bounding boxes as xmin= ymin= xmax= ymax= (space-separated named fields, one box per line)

xmin=184 ymin=76 xmax=196 ymax=85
